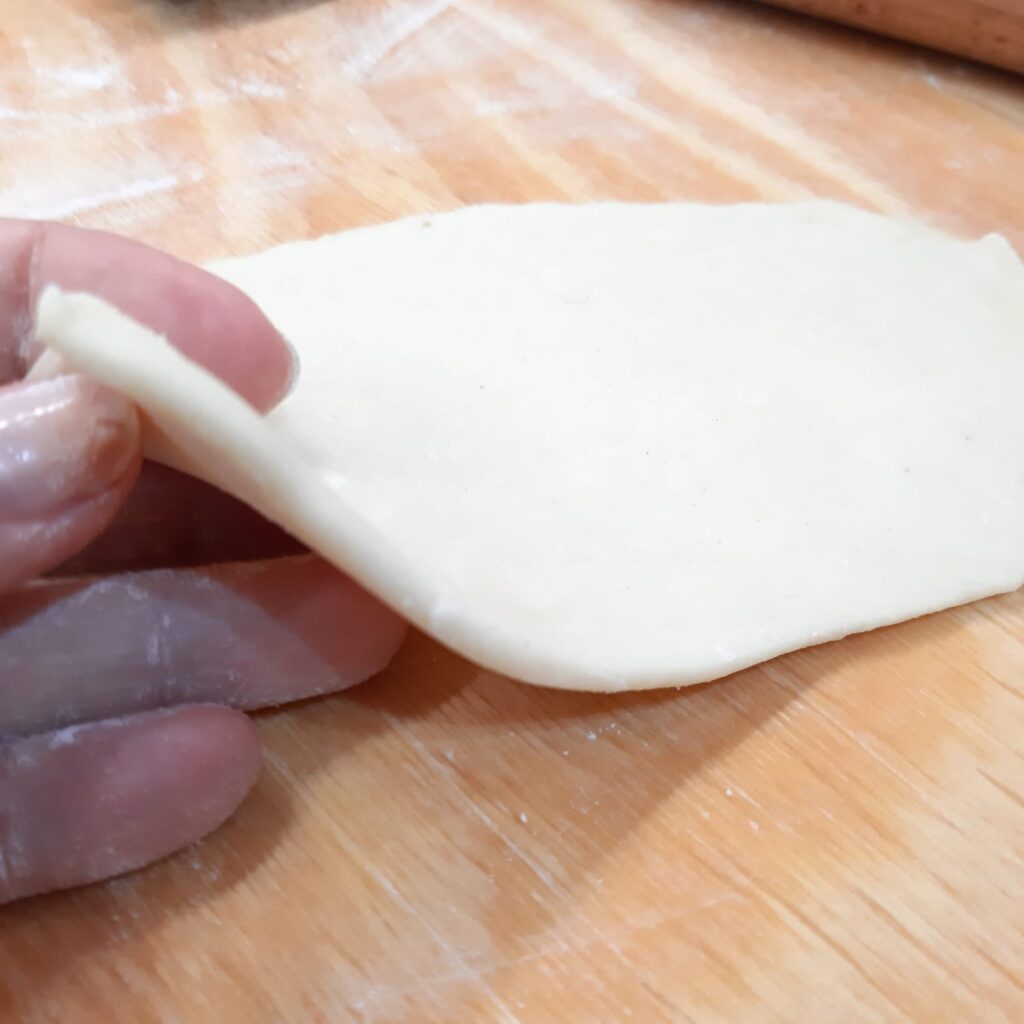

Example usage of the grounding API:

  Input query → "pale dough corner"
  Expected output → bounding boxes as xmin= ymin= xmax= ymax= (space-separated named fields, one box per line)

xmin=34 ymin=200 xmax=1024 ymax=692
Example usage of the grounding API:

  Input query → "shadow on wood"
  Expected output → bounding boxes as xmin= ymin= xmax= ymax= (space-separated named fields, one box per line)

xmin=0 ymin=763 xmax=297 ymax=1017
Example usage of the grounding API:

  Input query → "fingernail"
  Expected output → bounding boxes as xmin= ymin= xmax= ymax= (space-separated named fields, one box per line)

xmin=0 ymin=375 xmax=139 ymax=518
xmin=279 ymin=332 xmax=300 ymax=401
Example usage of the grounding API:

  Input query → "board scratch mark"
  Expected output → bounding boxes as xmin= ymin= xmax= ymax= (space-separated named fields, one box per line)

xmin=326 ymin=816 xmax=525 ymax=1024
xmin=977 ymin=768 xmax=1024 ymax=812
xmin=578 ymin=0 xmax=911 ymax=215
xmin=345 ymin=0 xmax=454 ymax=82
xmin=456 ymin=0 xmax=811 ymax=201
xmin=760 ymin=663 xmax=972 ymax=839
xmin=856 ymin=886 xmax=1016 ymax=1021
xmin=381 ymin=710 xmax=566 ymax=897
xmin=758 ymin=882 xmax=914 ymax=1020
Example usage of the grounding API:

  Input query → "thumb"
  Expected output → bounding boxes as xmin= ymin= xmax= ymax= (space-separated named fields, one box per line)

xmin=0 ymin=374 xmax=140 ymax=591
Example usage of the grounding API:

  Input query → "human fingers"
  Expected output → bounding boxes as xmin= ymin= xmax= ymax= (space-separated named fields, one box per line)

xmin=53 ymin=464 xmax=304 ymax=577
xmin=0 ymin=705 xmax=260 ymax=904
xmin=0 ymin=219 xmax=298 ymax=590
xmin=0 ymin=375 xmax=141 ymax=592
xmin=0 ymin=554 xmax=407 ymax=737
xmin=0 ymin=219 xmax=292 ymax=409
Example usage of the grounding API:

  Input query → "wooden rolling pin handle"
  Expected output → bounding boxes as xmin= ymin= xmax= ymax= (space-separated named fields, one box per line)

xmin=760 ymin=1 xmax=1024 ymax=74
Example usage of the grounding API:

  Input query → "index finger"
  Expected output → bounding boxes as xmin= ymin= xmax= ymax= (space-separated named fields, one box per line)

xmin=0 ymin=220 xmax=291 ymax=410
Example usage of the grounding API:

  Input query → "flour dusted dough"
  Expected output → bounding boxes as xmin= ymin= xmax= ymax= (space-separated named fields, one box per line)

xmin=36 ymin=202 xmax=1024 ymax=690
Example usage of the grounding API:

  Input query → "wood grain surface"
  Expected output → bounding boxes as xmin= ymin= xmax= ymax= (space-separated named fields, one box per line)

xmin=2 ymin=1 xmax=1024 ymax=1021
xmin=761 ymin=0 xmax=1024 ymax=73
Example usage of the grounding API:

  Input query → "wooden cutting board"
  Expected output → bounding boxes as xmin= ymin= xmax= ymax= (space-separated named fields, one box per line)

xmin=2 ymin=2 xmax=1024 ymax=1021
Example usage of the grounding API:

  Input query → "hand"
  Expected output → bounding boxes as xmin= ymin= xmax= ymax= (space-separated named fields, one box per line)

xmin=0 ymin=221 xmax=407 ymax=903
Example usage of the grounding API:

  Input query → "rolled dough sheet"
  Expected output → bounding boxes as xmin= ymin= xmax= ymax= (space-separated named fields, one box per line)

xmin=35 ymin=201 xmax=1024 ymax=691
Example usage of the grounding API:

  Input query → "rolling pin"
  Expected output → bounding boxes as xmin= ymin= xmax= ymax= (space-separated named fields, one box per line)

xmin=760 ymin=0 xmax=1024 ymax=74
